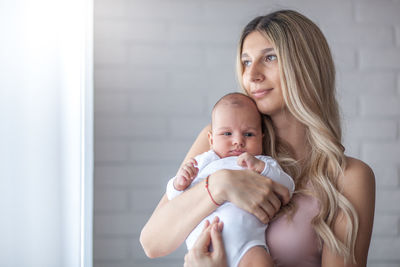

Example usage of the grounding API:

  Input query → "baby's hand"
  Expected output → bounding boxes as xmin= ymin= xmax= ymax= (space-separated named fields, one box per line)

xmin=174 ymin=158 xmax=199 ymax=191
xmin=237 ymin=152 xmax=265 ymax=174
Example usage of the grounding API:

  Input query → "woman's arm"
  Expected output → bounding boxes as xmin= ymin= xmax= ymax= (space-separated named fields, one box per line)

xmin=141 ymin=169 xmax=290 ymax=258
xmin=322 ymin=157 xmax=375 ymax=267
xmin=140 ymin=125 xmax=214 ymax=258
xmin=140 ymin=125 xmax=291 ymax=258
xmin=140 ymin=182 xmax=219 ymax=258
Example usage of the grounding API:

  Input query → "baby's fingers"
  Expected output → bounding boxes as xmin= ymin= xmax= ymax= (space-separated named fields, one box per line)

xmin=193 ymin=166 xmax=199 ymax=178
xmin=179 ymin=169 xmax=190 ymax=181
xmin=174 ymin=176 xmax=190 ymax=190
xmin=188 ymin=158 xmax=198 ymax=167
xmin=181 ymin=165 xmax=195 ymax=180
xmin=236 ymin=157 xmax=247 ymax=168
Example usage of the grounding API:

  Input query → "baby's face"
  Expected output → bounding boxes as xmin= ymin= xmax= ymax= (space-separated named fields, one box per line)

xmin=209 ymin=102 xmax=263 ymax=158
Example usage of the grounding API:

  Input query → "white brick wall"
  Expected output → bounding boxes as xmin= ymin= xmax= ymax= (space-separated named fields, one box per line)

xmin=94 ymin=0 xmax=400 ymax=266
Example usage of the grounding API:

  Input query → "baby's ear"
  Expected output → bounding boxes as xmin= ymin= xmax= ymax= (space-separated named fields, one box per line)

xmin=207 ymin=131 xmax=213 ymax=148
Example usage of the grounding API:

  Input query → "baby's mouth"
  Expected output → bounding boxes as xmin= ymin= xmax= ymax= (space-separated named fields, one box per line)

xmin=229 ymin=149 xmax=245 ymax=156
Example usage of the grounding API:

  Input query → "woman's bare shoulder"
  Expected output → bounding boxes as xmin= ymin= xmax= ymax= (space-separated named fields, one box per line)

xmin=323 ymin=157 xmax=375 ymax=267
xmin=342 ymin=156 xmax=374 ymax=182
xmin=338 ymin=156 xmax=375 ymax=196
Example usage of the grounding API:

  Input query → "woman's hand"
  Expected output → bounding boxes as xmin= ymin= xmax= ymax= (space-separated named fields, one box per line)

xmin=184 ymin=217 xmax=227 ymax=267
xmin=209 ymin=169 xmax=291 ymax=224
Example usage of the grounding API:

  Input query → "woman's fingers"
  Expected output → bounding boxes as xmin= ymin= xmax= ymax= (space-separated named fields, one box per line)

xmin=222 ymin=169 xmax=292 ymax=223
xmin=210 ymin=222 xmax=225 ymax=259
xmin=271 ymin=180 xmax=291 ymax=205
xmin=192 ymin=224 xmax=212 ymax=252
xmin=259 ymin=192 xmax=281 ymax=215
xmin=212 ymin=216 xmax=220 ymax=224
xmin=184 ymin=219 xmax=226 ymax=267
xmin=246 ymin=178 xmax=287 ymax=222
xmin=192 ymin=217 xmax=221 ymax=252
xmin=251 ymin=204 xmax=271 ymax=224
xmin=202 ymin=219 xmax=210 ymax=230
xmin=253 ymin=181 xmax=290 ymax=222
xmin=270 ymin=191 xmax=283 ymax=212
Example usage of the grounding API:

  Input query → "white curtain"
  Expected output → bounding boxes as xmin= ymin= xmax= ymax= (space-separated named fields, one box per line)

xmin=0 ymin=0 xmax=93 ymax=266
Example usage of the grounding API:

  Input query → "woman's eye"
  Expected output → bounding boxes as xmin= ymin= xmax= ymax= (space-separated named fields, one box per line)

xmin=265 ymin=55 xmax=277 ymax=62
xmin=242 ymin=60 xmax=251 ymax=67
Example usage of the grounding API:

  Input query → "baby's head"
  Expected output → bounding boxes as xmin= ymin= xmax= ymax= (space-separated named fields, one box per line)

xmin=208 ymin=93 xmax=264 ymax=158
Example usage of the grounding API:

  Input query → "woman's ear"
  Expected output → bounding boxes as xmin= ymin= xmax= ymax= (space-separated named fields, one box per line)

xmin=208 ymin=131 xmax=213 ymax=148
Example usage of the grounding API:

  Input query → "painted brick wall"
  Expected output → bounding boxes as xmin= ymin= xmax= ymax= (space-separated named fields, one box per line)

xmin=93 ymin=0 xmax=400 ymax=266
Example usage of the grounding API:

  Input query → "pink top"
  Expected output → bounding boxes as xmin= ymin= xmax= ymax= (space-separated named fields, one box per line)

xmin=265 ymin=193 xmax=322 ymax=267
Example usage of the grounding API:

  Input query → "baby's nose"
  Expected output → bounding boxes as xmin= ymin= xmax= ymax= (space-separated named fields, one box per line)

xmin=233 ymin=135 xmax=244 ymax=146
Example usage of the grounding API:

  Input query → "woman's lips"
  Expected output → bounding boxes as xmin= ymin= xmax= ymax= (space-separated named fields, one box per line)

xmin=251 ymin=88 xmax=273 ymax=98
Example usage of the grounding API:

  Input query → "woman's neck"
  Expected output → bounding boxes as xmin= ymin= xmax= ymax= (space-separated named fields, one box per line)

xmin=271 ymin=111 xmax=309 ymax=161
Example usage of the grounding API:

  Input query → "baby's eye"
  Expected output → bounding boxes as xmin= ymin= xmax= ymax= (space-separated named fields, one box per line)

xmin=223 ymin=132 xmax=232 ymax=136
xmin=244 ymin=132 xmax=255 ymax=137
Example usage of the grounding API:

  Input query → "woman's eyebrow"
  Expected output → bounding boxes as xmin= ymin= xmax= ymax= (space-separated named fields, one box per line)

xmin=241 ymin=48 xmax=275 ymax=58
xmin=262 ymin=47 xmax=274 ymax=53
xmin=241 ymin=53 xmax=250 ymax=59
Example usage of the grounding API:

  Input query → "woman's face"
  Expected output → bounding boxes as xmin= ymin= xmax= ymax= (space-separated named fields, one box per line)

xmin=241 ymin=31 xmax=285 ymax=116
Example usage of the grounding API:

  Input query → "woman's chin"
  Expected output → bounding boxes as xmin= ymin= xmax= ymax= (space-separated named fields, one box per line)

xmin=255 ymin=102 xmax=276 ymax=115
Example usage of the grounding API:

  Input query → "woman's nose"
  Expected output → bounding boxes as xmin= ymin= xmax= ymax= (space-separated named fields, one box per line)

xmin=248 ymin=63 xmax=265 ymax=83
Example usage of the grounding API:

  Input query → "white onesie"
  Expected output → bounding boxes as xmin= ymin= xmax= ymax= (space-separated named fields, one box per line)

xmin=166 ymin=150 xmax=295 ymax=267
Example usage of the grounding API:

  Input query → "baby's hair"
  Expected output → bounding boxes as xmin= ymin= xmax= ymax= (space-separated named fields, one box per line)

xmin=212 ymin=92 xmax=258 ymax=113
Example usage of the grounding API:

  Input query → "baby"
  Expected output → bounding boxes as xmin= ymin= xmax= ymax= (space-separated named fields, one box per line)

xmin=166 ymin=93 xmax=294 ymax=267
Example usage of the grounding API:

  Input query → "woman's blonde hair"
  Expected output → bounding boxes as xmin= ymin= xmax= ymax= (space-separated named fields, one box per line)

xmin=236 ymin=10 xmax=359 ymax=263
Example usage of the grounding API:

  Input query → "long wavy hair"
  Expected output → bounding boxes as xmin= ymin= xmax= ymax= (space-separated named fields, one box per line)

xmin=236 ymin=10 xmax=358 ymax=263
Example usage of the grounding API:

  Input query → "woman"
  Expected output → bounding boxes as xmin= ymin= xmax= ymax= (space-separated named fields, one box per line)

xmin=140 ymin=10 xmax=375 ymax=267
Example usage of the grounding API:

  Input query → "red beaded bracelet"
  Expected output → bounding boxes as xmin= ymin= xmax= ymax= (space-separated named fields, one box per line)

xmin=205 ymin=176 xmax=221 ymax=206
